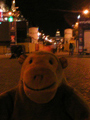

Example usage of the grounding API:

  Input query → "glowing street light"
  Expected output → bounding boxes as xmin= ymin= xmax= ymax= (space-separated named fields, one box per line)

xmin=75 ymin=22 xmax=79 ymax=26
xmin=74 ymin=22 xmax=79 ymax=29
xmin=83 ymin=9 xmax=89 ymax=14
xmin=77 ymin=15 xmax=80 ymax=19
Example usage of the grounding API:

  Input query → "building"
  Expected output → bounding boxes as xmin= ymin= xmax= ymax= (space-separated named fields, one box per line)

xmin=64 ymin=28 xmax=73 ymax=44
xmin=78 ymin=17 xmax=90 ymax=54
xmin=0 ymin=0 xmax=28 ymax=46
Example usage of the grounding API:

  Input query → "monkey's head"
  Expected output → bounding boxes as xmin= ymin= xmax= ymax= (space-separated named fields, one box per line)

xmin=18 ymin=51 xmax=68 ymax=104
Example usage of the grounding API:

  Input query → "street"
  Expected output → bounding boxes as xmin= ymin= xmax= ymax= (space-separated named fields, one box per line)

xmin=0 ymin=55 xmax=90 ymax=108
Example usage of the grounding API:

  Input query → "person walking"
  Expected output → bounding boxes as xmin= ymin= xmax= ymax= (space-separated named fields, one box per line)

xmin=69 ymin=43 xmax=73 ymax=55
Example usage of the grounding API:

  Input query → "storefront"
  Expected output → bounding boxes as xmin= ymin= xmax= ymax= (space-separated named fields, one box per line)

xmin=78 ymin=17 xmax=90 ymax=54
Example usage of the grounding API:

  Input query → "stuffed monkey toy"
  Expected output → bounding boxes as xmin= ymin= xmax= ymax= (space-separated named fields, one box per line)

xmin=0 ymin=51 xmax=89 ymax=120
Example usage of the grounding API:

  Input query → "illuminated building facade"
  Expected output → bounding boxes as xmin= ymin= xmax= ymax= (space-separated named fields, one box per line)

xmin=0 ymin=0 xmax=28 ymax=45
xmin=78 ymin=17 xmax=90 ymax=54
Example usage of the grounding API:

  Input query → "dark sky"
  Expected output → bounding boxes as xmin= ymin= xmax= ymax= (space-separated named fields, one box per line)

xmin=6 ymin=0 xmax=90 ymax=36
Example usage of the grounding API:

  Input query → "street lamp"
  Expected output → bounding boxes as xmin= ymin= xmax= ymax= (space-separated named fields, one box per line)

xmin=75 ymin=22 xmax=79 ymax=28
xmin=82 ymin=9 xmax=90 ymax=18
xmin=77 ymin=15 xmax=80 ymax=19
xmin=83 ymin=9 xmax=89 ymax=14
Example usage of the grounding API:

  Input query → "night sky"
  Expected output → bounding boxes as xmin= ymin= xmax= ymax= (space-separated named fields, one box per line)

xmin=6 ymin=0 xmax=90 ymax=36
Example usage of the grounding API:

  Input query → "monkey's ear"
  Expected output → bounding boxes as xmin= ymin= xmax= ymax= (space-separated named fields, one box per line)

xmin=18 ymin=54 xmax=27 ymax=64
xmin=59 ymin=57 xmax=68 ymax=69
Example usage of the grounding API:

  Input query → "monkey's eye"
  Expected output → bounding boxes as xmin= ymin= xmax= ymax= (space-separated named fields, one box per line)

xmin=29 ymin=59 xmax=33 ymax=64
xmin=49 ymin=59 xmax=53 ymax=65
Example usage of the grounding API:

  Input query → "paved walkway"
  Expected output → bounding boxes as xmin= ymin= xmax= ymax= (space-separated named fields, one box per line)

xmin=0 ymin=51 xmax=90 ymax=58
xmin=55 ymin=51 xmax=90 ymax=58
xmin=0 ymin=51 xmax=90 ymax=108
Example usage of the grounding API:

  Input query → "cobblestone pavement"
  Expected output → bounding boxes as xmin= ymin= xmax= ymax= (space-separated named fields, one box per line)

xmin=0 ymin=53 xmax=90 ymax=108
xmin=64 ymin=58 xmax=90 ymax=108
xmin=0 ymin=56 xmax=21 ymax=93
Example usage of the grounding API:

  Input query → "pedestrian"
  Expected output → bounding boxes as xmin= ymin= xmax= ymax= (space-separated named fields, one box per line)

xmin=10 ymin=45 xmax=25 ymax=59
xmin=72 ymin=43 xmax=75 ymax=55
xmin=62 ymin=44 xmax=64 ymax=51
xmin=69 ymin=43 xmax=73 ymax=55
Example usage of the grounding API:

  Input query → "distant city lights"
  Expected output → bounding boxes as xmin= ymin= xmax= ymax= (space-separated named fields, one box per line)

xmin=4 ymin=17 xmax=8 ymax=21
xmin=8 ymin=12 xmax=12 ymax=16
